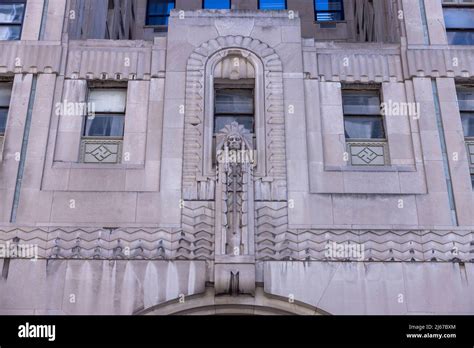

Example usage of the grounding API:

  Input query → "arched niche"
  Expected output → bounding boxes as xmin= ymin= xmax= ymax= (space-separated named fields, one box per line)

xmin=183 ymin=36 xmax=287 ymax=201
xmin=203 ymin=49 xmax=266 ymax=178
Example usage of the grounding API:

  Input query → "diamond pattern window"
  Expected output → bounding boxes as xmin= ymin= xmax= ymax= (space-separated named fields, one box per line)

xmin=343 ymin=89 xmax=385 ymax=140
xmin=83 ymin=87 xmax=127 ymax=138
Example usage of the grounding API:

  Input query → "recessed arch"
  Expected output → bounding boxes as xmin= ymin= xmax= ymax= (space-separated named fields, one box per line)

xmin=135 ymin=287 xmax=330 ymax=315
xmin=182 ymin=35 xmax=287 ymax=201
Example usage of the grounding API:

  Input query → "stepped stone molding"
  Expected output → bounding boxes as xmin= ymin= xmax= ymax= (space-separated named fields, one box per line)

xmin=407 ymin=48 xmax=474 ymax=78
xmin=0 ymin=225 xmax=214 ymax=260
xmin=0 ymin=42 xmax=62 ymax=74
xmin=303 ymin=42 xmax=403 ymax=82
xmin=181 ymin=201 xmax=215 ymax=258
xmin=255 ymin=203 xmax=473 ymax=261
xmin=65 ymin=40 xmax=154 ymax=80
xmin=183 ymin=35 xmax=287 ymax=201
xmin=316 ymin=51 xmax=403 ymax=82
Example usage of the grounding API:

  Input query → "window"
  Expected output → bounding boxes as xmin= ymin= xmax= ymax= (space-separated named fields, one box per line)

xmin=203 ymin=0 xmax=231 ymax=9
xmin=458 ymin=86 xmax=474 ymax=187
xmin=443 ymin=7 xmax=474 ymax=45
xmin=0 ymin=1 xmax=25 ymax=40
xmin=0 ymin=82 xmax=12 ymax=136
xmin=146 ymin=0 xmax=175 ymax=25
xmin=258 ymin=0 xmax=286 ymax=10
xmin=343 ymin=89 xmax=385 ymax=140
xmin=459 ymin=87 xmax=474 ymax=137
xmin=214 ymin=88 xmax=254 ymax=133
xmin=83 ymin=88 xmax=127 ymax=138
xmin=314 ymin=0 xmax=344 ymax=21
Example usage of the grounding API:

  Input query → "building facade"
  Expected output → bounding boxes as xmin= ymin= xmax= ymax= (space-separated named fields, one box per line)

xmin=0 ymin=0 xmax=473 ymax=315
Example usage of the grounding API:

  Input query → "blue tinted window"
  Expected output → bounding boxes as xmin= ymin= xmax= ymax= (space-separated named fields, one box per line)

xmin=443 ymin=8 xmax=474 ymax=45
xmin=0 ymin=109 xmax=7 ymax=134
xmin=314 ymin=0 xmax=344 ymax=21
xmin=203 ymin=0 xmax=231 ymax=9
xmin=444 ymin=8 xmax=474 ymax=29
xmin=259 ymin=0 xmax=286 ymax=10
xmin=84 ymin=115 xmax=125 ymax=137
xmin=146 ymin=0 xmax=175 ymax=25
xmin=0 ymin=3 xmax=25 ymax=40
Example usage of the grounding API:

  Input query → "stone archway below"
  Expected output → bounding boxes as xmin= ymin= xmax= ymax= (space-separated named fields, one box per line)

xmin=136 ymin=287 xmax=329 ymax=315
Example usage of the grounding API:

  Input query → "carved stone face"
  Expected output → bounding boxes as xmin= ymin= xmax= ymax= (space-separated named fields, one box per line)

xmin=227 ymin=134 xmax=242 ymax=150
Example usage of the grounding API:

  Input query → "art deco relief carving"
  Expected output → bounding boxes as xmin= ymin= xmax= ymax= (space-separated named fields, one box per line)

xmin=214 ymin=122 xmax=255 ymax=256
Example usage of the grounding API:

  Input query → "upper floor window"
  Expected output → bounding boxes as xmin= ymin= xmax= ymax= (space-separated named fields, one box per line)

xmin=314 ymin=0 xmax=344 ymax=22
xmin=443 ymin=6 xmax=474 ymax=45
xmin=83 ymin=87 xmax=127 ymax=138
xmin=214 ymin=88 xmax=254 ymax=133
xmin=146 ymin=0 xmax=175 ymax=26
xmin=258 ymin=0 xmax=286 ymax=10
xmin=0 ymin=1 xmax=25 ymax=40
xmin=0 ymin=81 xmax=12 ymax=136
xmin=458 ymin=87 xmax=474 ymax=137
xmin=203 ymin=0 xmax=231 ymax=9
xmin=343 ymin=89 xmax=385 ymax=140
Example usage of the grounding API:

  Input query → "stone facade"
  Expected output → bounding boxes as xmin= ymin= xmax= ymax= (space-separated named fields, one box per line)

xmin=0 ymin=0 xmax=473 ymax=315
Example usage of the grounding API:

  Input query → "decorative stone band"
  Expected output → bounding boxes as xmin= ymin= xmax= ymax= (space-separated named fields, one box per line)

xmin=256 ymin=228 xmax=474 ymax=262
xmin=80 ymin=139 xmax=123 ymax=163
xmin=0 ymin=226 xmax=214 ymax=260
xmin=346 ymin=141 xmax=388 ymax=166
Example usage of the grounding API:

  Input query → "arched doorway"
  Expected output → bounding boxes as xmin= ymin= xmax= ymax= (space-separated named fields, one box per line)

xmin=135 ymin=287 xmax=329 ymax=315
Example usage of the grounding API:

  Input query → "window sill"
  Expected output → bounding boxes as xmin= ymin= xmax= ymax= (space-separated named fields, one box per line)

xmin=324 ymin=164 xmax=416 ymax=172
xmin=314 ymin=20 xmax=346 ymax=24
xmin=52 ymin=162 xmax=145 ymax=170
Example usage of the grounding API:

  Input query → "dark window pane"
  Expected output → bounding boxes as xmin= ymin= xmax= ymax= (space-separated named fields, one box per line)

xmin=0 ymin=25 xmax=21 ymax=40
xmin=315 ymin=0 xmax=342 ymax=11
xmin=461 ymin=113 xmax=474 ymax=137
xmin=0 ymin=83 xmax=12 ymax=106
xmin=259 ymin=0 xmax=286 ymax=10
xmin=147 ymin=15 xmax=169 ymax=25
xmin=214 ymin=115 xmax=254 ymax=133
xmin=203 ymin=0 xmax=231 ymax=9
xmin=315 ymin=0 xmax=343 ymax=21
xmin=0 ymin=108 xmax=8 ymax=134
xmin=343 ymin=90 xmax=380 ymax=115
xmin=84 ymin=115 xmax=125 ymax=137
xmin=447 ymin=30 xmax=474 ymax=45
xmin=457 ymin=88 xmax=474 ymax=111
xmin=215 ymin=89 xmax=253 ymax=114
xmin=146 ymin=0 xmax=174 ymax=25
xmin=344 ymin=116 xmax=385 ymax=139
xmin=471 ymin=174 xmax=474 ymax=189
xmin=0 ymin=4 xmax=25 ymax=24
xmin=443 ymin=8 xmax=474 ymax=29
